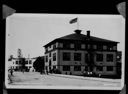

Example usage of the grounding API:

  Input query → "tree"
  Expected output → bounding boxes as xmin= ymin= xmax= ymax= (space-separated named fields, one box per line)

xmin=8 ymin=55 xmax=13 ymax=61
xmin=19 ymin=58 xmax=26 ymax=72
xmin=33 ymin=56 xmax=45 ymax=73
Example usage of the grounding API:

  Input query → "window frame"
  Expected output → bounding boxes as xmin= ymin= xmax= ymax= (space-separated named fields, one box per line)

xmin=63 ymin=52 xmax=71 ymax=61
xmin=63 ymin=65 xmax=70 ymax=71
xmin=53 ymin=53 xmax=56 ymax=61
xmin=96 ymin=54 xmax=103 ymax=62
xmin=74 ymin=53 xmax=81 ymax=61
xmin=106 ymin=54 xmax=113 ymax=62
xmin=63 ymin=42 xmax=70 ymax=49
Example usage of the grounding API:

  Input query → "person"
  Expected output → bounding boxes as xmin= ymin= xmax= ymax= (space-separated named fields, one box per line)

xmin=10 ymin=69 xmax=13 ymax=76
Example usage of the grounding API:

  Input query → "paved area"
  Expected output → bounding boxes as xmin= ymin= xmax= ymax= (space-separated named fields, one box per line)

xmin=7 ymin=72 xmax=121 ymax=88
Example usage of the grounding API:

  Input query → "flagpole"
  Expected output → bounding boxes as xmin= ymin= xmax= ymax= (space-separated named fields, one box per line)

xmin=77 ymin=18 xmax=79 ymax=30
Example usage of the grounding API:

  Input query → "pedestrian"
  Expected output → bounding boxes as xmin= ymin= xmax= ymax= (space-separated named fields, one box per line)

xmin=10 ymin=69 xmax=13 ymax=76
xmin=8 ymin=74 xmax=12 ymax=83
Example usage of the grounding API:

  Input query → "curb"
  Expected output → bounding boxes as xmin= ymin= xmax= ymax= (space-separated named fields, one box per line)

xmin=50 ymin=74 xmax=120 ymax=83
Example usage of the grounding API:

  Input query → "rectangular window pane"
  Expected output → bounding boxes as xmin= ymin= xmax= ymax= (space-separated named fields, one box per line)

xmin=74 ymin=66 xmax=81 ymax=71
xmin=53 ymin=66 xmax=56 ymax=69
xmin=63 ymin=66 xmax=70 ymax=71
xmin=74 ymin=53 xmax=81 ymax=61
xmin=16 ymin=61 xmax=18 ymax=64
xmin=75 ymin=43 xmax=81 ymax=50
xmin=96 ymin=54 xmax=103 ymax=61
xmin=97 ymin=44 xmax=103 ymax=50
xmin=63 ymin=52 xmax=71 ymax=61
xmin=107 ymin=54 xmax=113 ymax=62
xmin=53 ymin=53 xmax=56 ymax=61
xmin=81 ymin=44 xmax=85 ymax=49
xmin=49 ymin=52 xmax=51 ymax=57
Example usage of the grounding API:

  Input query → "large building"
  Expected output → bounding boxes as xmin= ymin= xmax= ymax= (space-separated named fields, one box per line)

xmin=8 ymin=57 xmax=36 ymax=72
xmin=44 ymin=29 xmax=120 ymax=77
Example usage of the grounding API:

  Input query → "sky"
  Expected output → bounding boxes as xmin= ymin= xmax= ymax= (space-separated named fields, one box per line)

xmin=6 ymin=13 xmax=125 ymax=58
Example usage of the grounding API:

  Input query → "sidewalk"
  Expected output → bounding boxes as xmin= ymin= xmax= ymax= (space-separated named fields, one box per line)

xmin=49 ymin=73 xmax=121 ymax=83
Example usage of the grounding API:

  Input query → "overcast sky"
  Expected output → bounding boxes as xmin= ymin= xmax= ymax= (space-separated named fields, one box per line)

xmin=6 ymin=13 xmax=125 ymax=58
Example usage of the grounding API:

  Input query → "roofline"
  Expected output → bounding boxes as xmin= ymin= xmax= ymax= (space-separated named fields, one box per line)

xmin=43 ymin=38 xmax=119 ymax=48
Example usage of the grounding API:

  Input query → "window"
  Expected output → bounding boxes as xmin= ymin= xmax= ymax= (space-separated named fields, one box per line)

xmin=53 ymin=66 xmax=56 ymax=69
xmin=53 ymin=53 xmax=56 ymax=61
xmin=103 ymin=45 xmax=107 ymax=50
xmin=63 ymin=66 xmax=70 ymax=71
xmin=19 ymin=61 xmax=21 ymax=64
xmin=81 ymin=44 xmax=85 ymax=49
xmin=16 ymin=61 xmax=18 ymax=64
xmin=107 ymin=54 xmax=113 ymax=62
xmin=97 ymin=44 xmax=103 ymax=50
xmin=63 ymin=42 xmax=70 ymax=49
xmin=74 ymin=53 xmax=81 ymax=61
xmin=107 ymin=45 xmax=113 ymax=50
xmin=93 ymin=45 xmax=97 ymax=49
xmin=96 ymin=54 xmax=103 ymax=61
xmin=16 ymin=66 xmax=18 ymax=69
xmin=63 ymin=52 xmax=71 ymax=61
xmin=75 ymin=43 xmax=81 ymax=50
xmin=59 ymin=43 xmax=63 ymax=48
xmin=46 ymin=56 xmax=48 ymax=62
xmin=49 ymin=52 xmax=51 ymax=57
xmin=70 ymin=43 xmax=74 ymax=48
xmin=96 ymin=66 xmax=103 ymax=71
xmin=74 ymin=66 xmax=81 ymax=71
xmin=87 ymin=44 xmax=90 ymax=49
xmin=107 ymin=66 xmax=113 ymax=71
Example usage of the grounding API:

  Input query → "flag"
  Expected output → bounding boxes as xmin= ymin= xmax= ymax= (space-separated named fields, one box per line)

xmin=69 ymin=18 xmax=78 ymax=24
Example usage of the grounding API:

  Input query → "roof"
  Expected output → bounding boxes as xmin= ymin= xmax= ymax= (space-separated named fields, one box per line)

xmin=44 ymin=30 xmax=119 ymax=47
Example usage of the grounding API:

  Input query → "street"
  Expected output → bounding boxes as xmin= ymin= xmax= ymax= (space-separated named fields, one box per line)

xmin=7 ymin=72 xmax=121 ymax=88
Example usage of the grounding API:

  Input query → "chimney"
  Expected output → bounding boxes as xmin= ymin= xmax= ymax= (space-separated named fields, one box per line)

xmin=74 ymin=29 xmax=82 ymax=34
xmin=87 ymin=30 xmax=90 ymax=37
